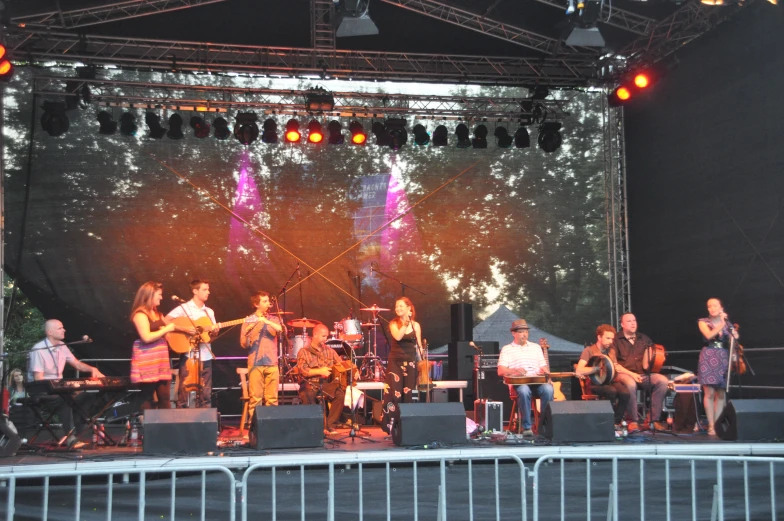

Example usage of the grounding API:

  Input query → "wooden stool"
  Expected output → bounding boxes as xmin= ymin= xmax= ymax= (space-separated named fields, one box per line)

xmin=236 ymin=367 xmax=251 ymax=435
xmin=507 ymin=387 xmax=540 ymax=433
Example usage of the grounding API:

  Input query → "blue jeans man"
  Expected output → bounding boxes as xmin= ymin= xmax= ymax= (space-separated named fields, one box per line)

xmin=515 ymin=383 xmax=554 ymax=431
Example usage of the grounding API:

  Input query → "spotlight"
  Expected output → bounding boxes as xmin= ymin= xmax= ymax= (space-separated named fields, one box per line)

xmin=285 ymin=119 xmax=301 ymax=143
xmin=119 ymin=112 xmax=137 ymax=136
xmin=145 ymin=113 xmax=167 ymax=139
xmin=700 ymin=0 xmax=724 ymax=4
xmin=385 ymin=118 xmax=407 ymax=150
xmin=261 ymin=118 xmax=278 ymax=143
xmin=538 ymin=122 xmax=562 ymax=153
xmin=0 ymin=44 xmax=14 ymax=82
xmin=608 ymin=86 xmax=632 ymax=106
xmin=412 ymin=124 xmax=430 ymax=146
xmin=472 ymin=124 xmax=488 ymax=149
xmin=307 ymin=120 xmax=324 ymax=143
xmin=371 ymin=121 xmax=391 ymax=147
xmin=432 ymin=125 xmax=448 ymax=147
xmin=306 ymin=89 xmax=335 ymax=112
xmin=494 ymin=126 xmax=513 ymax=148
xmin=96 ymin=111 xmax=117 ymax=135
xmin=213 ymin=117 xmax=231 ymax=140
xmin=349 ymin=121 xmax=367 ymax=145
xmin=190 ymin=116 xmax=211 ymax=139
xmin=234 ymin=112 xmax=259 ymax=145
xmin=167 ymin=114 xmax=184 ymax=139
xmin=327 ymin=120 xmax=344 ymax=145
xmin=335 ymin=0 xmax=379 ymax=37
xmin=455 ymin=123 xmax=471 ymax=149
xmin=514 ymin=127 xmax=530 ymax=149
xmin=634 ymin=73 xmax=650 ymax=89
xmin=40 ymin=101 xmax=70 ymax=137
xmin=563 ymin=0 xmax=605 ymax=47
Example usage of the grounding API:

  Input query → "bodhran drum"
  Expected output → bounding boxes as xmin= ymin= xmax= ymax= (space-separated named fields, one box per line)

xmin=288 ymin=335 xmax=310 ymax=359
xmin=586 ymin=355 xmax=616 ymax=386
xmin=339 ymin=318 xmax=363 ymax=343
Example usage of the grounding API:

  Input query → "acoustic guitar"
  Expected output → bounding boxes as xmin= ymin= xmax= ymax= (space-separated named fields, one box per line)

xmin=166 ymin=315 xmax=259 ymax=354
xmin=539 ymin=338 xmax=566 ymax=401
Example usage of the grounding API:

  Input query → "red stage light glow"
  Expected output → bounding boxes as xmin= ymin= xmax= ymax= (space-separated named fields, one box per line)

xmin=634 ymin=74 xmax=650 ymax=89
xmin=352 ymin=133 xmax=367 ymax=145
xmin=286 ymin=130 xmax=301 ymax=142
xmin=616 ymin=87 xmax=632 ymax=101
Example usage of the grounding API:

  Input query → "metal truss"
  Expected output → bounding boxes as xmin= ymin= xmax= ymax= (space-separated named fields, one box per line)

xmin=616 ymin=0 xmax=756 ymax=70
xmin=602 ymin=94 xmax=631 ymax=327
xmin=378 ymin=0 xmax=600 ymax=56
xmin=32 ymin=76 xmax=572 ymax=120
xmin=6 ymin=30 xmax=598 ymax=86
xmin=9 ymin=0 xmax=228 ymax=30
xmin=311 ymin=0 xmax=336 ymax=50
xmin=529 ymin=0 xmax=657 ymax=36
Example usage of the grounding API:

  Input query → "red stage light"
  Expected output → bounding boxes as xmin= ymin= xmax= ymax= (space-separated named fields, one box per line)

xmin=0 ymin=45 xmax=6 ymax=60
xmin=348 ymin=121 xmax=367 ymax=145
xmin=351 ymin=133 xmax=366 ymax=145
xmin=308 ymin=131 xmax=323 ymax=143
xmin=284 ymin=119 xmax=301 ymax=143
xmin=307 ymin=120 xmax=323 ymax=144
xmin=617 ymin=87 xmax=631 ymax=101
xmin=0 ymin=44 xmax=13 ymax=82
xmin=0 ymin=61 xmax=11 ymax=76
xmin=634 ymin=74 xmax=650 ymax=89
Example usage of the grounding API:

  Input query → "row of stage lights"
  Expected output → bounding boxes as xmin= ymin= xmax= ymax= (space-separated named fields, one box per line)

xmin=41 ymin=106 xmax=565 ymax=153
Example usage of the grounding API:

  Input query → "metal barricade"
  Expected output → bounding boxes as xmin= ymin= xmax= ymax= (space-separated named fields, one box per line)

xmin=531 ymin=454 xmax=783 ymax=521
xmin=1 ymin=465 xmax=237 ymax=521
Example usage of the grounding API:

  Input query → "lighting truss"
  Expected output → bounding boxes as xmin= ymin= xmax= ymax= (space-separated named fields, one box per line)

xmin=32 ymin=76 xmax=572 ymax=120
xmin=529 ymin=0 xmax=657 ymax=36
xmin=379 ymin=0 xmax=600 ymax=56
xmin=6 ymin=29 xmax=598 ymax=86
xmin=10 ymin=0 xmax=228 ymax=29
xmin=311 ymin=0 xmax=336 ymax=50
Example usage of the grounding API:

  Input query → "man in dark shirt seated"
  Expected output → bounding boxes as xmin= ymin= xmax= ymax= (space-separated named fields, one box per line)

xmin=576 ymin=324 xmax=630 ymax=426
xmin=296 ymin=324 xmax=346 ymax=435
xmin=611 ymin=313 xmax=669 ymax=431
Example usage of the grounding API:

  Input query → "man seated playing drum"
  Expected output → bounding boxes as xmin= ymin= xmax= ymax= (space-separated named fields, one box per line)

xmin=575 ymin=324 xmax=630 ymax=426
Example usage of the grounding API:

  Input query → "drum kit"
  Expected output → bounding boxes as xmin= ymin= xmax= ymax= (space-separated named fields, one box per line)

xmin=279 ymin=306 xmax=390 ymax=382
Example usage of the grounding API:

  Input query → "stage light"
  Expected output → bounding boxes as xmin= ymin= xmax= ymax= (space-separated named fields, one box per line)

xmin=327 ymin=120 xmax=345 ymax=144
xmin=213 ymin=117 xmax=231 ymax=140
xmin=455 ymin=123 xmax=471 ymax=149
xmin=472 ymin=124 xmax=488 ymax=149
xmin=372 ymin=121 xmax=391 ymax=147
xmin=119 ymin=112 xmax=137 ymax=136
xmin=145 ymin=113 xmax=167 ymax=139
xmin=514 ymin=127 xmax=530 ymax=149
xmin=285 ymin=119 xmax=301 ymax=143
xmin=701 ymin=0 xmax=724 ymax=4
xmin=412 ymin=124 xmax=430 ymax=146
xmin=234 ymin=112 xmax=259 ymax=145
xmin=40 ymin=101 xmax=70 ymax=137
xmin=167 ymin=114 xmax=184 ymax=139
xmin=432 ymin=125 xmax=448 ymax=147
xmin=493 ymin=126 xmax=513 ymax=148
xmin=385 ymin=118 xmax=407 ymax=150
xmin=306 ymin=89 xmax=335 ymax=112
xmin=190 ymin=116 xmax=211 ymax=139
xmin=0 ymin=44 xmax=13 ymax=82
xmin=261 ymin=118 xmax=278 ymax=143
xmin=634 ymin=73 xmax=650 ymax=89
xmin=608 ymin=86 xmax=631 ymax=107
xmin=335 ymin=0 xmax=379 ymax=37
xmin=349 ymin=121 xmax=366 ymax=145
xmin=563 ymin=0 xmax=605 ymax=47
xmin=538 ymin=122 xmax=562 ymax=153
xmin=307 ymin=120 xmax=324 ymax=143
xmin=96 ymin=111 xmax=117 ymax=135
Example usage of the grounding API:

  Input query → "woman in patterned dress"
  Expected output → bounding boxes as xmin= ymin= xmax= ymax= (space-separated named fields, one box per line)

xmin=697 ymin=298 xmax=738 ymax=436
xmin=380 ymin=297 xmax=424 ymax=434
xmin=130 ymin=281 xmax=193 ymax=413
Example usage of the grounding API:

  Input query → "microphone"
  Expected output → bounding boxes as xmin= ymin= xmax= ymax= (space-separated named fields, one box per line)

xmin=171 ymin=295 xmax=186 ymax=303
xmin=82 ymin=335 xmax=93 ymax=343
xmin=270 ymin=296 xmax=277 ymax=301
xmin=469 ymin=341 xmax=481 ymax=351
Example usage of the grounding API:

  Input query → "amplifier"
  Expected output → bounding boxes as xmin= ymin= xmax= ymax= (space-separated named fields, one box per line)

xmin=474 ymin=400 xmax=503 ymax=432
xmin=477 ymin=355 xmax=499 ymax=369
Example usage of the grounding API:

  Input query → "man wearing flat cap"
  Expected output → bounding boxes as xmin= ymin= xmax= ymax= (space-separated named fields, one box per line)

xmin=497 ymin=319 xmax=553 ymax=436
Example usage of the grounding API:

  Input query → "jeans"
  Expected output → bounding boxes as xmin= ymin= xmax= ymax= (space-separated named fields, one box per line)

xmin=514 ymin=383 xmax=554 ymax=430
xmin=616 ymin=372 xmax=669 ymax=422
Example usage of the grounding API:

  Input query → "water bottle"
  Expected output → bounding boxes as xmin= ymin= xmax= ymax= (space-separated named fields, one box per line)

xmin=123 ymin=421 xmax=131 ymax=446
xmin=667 ymin=411 xmax=673 ymax=430
xmin=92 ymin=425 xmax=99 ymax=448
xmin=621 ymin=420 xmax=628 ymax=438
xmin=97 ymin=424 xmax=106 ymax=446
xmin=130 ymin=423 xmax=140 ymax=447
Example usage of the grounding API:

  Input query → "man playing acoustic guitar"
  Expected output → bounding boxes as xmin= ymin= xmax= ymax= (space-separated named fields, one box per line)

xmin=296 ymin=324 xmax=346 ymax=435
xmin=166 ymin=279 xmax=218 ymax=409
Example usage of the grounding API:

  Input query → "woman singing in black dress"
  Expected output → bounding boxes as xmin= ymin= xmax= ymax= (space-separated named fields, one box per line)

xmin=380 ymin=297 xmax=424 ymax=434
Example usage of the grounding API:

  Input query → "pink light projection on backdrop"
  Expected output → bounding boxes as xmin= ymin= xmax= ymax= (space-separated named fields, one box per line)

xmin=380 ymin=166 xmax=422 ymax=271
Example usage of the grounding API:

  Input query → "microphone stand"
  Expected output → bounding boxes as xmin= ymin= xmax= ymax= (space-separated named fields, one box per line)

xmin=643 ymin=340 xmax=658 ymax=435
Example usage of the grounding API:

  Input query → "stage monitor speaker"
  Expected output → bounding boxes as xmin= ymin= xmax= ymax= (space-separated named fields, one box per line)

xmin=392 ymin=402 xmax=466 ymax=447
xmin=450 ymin=303 xmax=473 ymax=342
xmin=0 ymin=417 xmax=23 ymax=458
xmin=144 ymin=408 xmax=218 ymax=454
xmin=252 ymin=405 xmax=324 ymax=449
xmin=715 ymin=399 xmax=784 ymax=441
xmin=539 ymin=401 xmax=615 ymax=442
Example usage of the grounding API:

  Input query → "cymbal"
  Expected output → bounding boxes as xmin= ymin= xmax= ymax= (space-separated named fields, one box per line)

xmin=361 ymin=323 xmax=376 ymax=327
xmin=272 ymin=311 xmax=295 ymax=315
xmin=359 ymin=305 xmax=390 ymax=312
xmin=287 ymin=318 xmax=323 ymax=328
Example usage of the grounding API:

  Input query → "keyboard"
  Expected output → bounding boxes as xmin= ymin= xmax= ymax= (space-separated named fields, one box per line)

xmin=28 ymin=376 xmax=131 ymax=394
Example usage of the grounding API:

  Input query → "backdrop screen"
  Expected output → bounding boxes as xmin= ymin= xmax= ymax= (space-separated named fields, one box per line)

xmin=3 ymin=69 xmax=609 ymax=368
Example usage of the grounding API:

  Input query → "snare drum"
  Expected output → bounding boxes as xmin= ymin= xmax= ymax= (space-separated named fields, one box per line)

xmin=288 ymin=335 xmax=310 ymax=359
xmin=340 ymin=318 xmax=363 ymax=342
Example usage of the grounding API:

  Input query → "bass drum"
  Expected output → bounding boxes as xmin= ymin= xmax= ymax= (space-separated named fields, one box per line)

xmin=339 ymin=319 xmax=363 ymax=343
xmin=288 ymin=335 xmax=310 ymax=359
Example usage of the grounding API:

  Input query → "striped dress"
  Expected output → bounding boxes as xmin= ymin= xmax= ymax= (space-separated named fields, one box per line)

xmin=130 ymin=311 xmax=172 ymax=384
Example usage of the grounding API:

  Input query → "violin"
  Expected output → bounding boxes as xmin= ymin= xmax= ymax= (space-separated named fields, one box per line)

xmin=731 ymin=323 xmax=747 ymax=375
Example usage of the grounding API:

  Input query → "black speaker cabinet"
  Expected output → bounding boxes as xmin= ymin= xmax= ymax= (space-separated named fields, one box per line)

xmin=144 ymin=408 xmax=218 ymax=454
xmin=450 ymin=303 xmax=473 ymax=342
xmin=252 ymin=405 xmax=324 ymax=449
xmin=448 ymin=341 xmax=499 ymax=380
xmin=539 ymin=401 xmax=615 ymax=442
xmin=715 ymin=399 xmax=784 ymax=441
xmin=0 ymin=417 xmax=23 ymax=458
xmin=392 ymin=402 xmax=466 ymax=447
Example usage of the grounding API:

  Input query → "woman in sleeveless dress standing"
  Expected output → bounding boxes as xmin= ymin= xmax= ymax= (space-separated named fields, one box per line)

xmin=697 ymin=297 xmax=738 ymax=436
xmin=380 ymin=297 xmax=424 ymax=434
